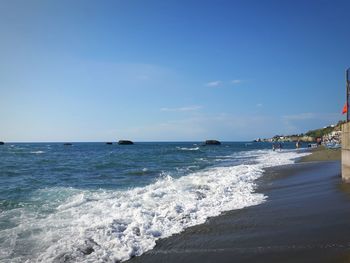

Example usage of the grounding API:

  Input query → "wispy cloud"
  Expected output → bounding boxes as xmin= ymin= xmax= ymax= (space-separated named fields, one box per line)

xmin=231 ymin=79 xmax=242 ymax=84
xmin=256 ymin=103 xmax=263 ymax=107
xmin=206 ymin=79 xmax=243 ymax=87
xmin=112 ymin=111 xmax=341 ymax=141
xmin=116 ymin=113 xmax=278 ymax=141
xmin=206 ymin=80 xmax=222 ymax=87
xmin=282 ymin=112 xmax=340 ymax=134
xmin=282 ymin=112 xmax=340 ymax=124
xmin=160 ymin=105 xmax=202 ymax=112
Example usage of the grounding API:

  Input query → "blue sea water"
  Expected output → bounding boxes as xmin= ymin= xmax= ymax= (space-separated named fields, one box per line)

xmin=0 ymin=142 xmax=308 ymax=262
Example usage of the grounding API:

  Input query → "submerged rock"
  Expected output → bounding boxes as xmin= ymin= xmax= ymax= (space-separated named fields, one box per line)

xmin=118 ymin=140 xmax=134 ymax=145
xmin=0 ymin=141 xmax=4 ymax=145
xmin=204 ymin=140 xmax=221 ymax=145
xmin=63 ymin=143 xmax=72 ymax=146
xmin=106 ymin=142 xmax=113 ymax=145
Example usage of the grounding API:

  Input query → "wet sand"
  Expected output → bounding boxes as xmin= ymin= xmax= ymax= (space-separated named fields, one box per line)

xmin=128 ymin=160 xmax=350 ymax=263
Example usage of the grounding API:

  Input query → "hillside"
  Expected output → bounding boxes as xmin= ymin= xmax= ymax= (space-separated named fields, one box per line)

xmin=256 ymin=120 xmax=346 ymax=142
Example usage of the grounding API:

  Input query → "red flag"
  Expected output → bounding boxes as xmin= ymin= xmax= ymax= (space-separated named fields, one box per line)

xmin=342 ymin=103 xmax=348 ymax=114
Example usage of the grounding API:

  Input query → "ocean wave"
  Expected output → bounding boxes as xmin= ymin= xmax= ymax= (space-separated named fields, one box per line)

xmin=127 ymin=168 xmax=155 ymax=176
xmin=0 ymin=150 xmax=310 ymax=262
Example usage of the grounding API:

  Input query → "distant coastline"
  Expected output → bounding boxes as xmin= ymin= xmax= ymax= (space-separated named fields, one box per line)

xmin=254 ymin=120 xmax=345 ymax=144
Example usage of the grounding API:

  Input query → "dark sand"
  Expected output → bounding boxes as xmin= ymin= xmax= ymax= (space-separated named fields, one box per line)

xmin=128 ymin=159 xmax=350 ymax=263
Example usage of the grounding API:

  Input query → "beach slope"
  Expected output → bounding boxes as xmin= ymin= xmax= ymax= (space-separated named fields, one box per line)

xmin=299 ymin=146 xmax=340 ymax=162
xmin=128 ymin=158 xmax=350 ymax=263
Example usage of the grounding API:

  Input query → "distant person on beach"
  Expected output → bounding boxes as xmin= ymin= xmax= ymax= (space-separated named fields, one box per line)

xmin=296 ymin=140 xmax=301 ymax=149
xmin=316 ymin=137 xmax=322 ymax=145
xmin=272 ymin=144 xmax=276 ymax=151
xmin=279 ymin=143 xmax=283 ymax=150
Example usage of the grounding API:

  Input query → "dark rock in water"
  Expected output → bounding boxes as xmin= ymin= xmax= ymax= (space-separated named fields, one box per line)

xmin=204 ymin=140 xmax=221 ymax=145
xmin=53 ymin=252 xmax=73 ymax=263
xmin=118 ymin=140 xmax=134 ymax=145
xmin=77 ymin=237 xmax=98 ymax=255
xmin=106 ymin=142 xmax=113 ymax=145
xmin=0 ymin=142 xmax=4 ymax=145
xmin=63 ymin=143 xmax=72 ymax=146
xmin=78 ymin=246 xmax=94 ymax=255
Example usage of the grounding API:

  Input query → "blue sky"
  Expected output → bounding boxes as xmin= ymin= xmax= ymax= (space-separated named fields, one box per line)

xmin=1 ymin=0 xmax=349 ymax=142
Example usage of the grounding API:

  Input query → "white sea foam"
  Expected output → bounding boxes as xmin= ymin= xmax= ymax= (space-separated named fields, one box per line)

xmin=0 ymin=149 xmax=310 ymax=263
xmin=176 ymin=146 xmax=200 ymax=151
xmin=30 ymin=151 xmax=45 ymax=154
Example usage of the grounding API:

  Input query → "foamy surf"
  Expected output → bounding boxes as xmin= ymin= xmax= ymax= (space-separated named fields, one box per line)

xmin=30 ymin=151 xmax=45 ymax=154
xmin=176 ymin=146 xmax=200 ymax=151
xmin=0 ymin=149 xmax=310 ymax=263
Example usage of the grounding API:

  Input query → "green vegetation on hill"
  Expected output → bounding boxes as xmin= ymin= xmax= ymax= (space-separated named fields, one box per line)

xmin=305 ymin=127 xmax=334 ymax=138
xmin=305 ymin=120 xmax=345 ymax=138
xmin=262 ymin=120 xmax=346 ymax=142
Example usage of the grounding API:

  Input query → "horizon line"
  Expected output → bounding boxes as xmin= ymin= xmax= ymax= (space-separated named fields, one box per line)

xmin=0 ymin=140 xmax=256 ymax=143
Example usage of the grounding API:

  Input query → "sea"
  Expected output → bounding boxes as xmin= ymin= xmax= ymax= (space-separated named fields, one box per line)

xmin=0 ymin=142 xmax=309 ymax=263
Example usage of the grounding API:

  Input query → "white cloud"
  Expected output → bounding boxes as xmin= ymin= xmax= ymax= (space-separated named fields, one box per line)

xmin=256 ymin=103 xmax=263 ymax=107
xmin=206 ymin=80 xmax=222 ymax=87
xmin=205 ymin=79 xmax=243 ymax=87
xmin=231 ymin=79 xmax=242 ymax=84
xmin=160 ymin=105 xmax=202 ymax=112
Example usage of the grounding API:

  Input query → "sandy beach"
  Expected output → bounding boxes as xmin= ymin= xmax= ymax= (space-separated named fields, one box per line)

xmin=299 ymin=146 xmax=341 ymax=162
xmin=128 ymin=148 xmax=349 ymax=263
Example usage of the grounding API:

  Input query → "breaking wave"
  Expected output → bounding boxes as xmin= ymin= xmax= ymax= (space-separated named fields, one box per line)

xmin=0 ymin=150 xmax=309 ymax=263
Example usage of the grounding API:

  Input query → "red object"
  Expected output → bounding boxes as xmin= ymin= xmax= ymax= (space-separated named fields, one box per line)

xmin=342 ymin=103 xmax=348 ymax=114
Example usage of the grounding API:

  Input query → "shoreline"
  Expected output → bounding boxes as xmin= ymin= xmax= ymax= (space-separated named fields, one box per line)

xmin=127 ymin=148 xmax=347 ymax=263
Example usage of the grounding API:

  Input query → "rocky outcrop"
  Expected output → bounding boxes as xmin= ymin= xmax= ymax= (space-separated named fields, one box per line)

xmin=106 ymin=142 xmax=113 ymax=145
xmin=204 ymin=140 xmax=221 ymax=145
xmin=118 ymin=140 xmax=134 ymax=145
xmin=0 ymin=142 xmax=4 ymax=145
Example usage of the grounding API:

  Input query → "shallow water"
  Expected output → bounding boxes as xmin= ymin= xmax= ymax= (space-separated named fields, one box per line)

xmin=0 ymin=142 xmax=309 ymax=262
